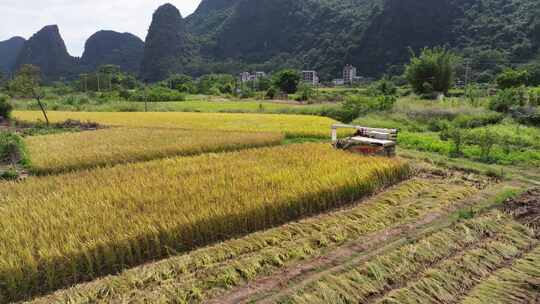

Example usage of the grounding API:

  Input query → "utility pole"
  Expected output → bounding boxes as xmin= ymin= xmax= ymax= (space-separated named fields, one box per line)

xmin=97 ymin=73 xmax=101 ymax=92
xmin=464 ymin=59 xmax=471 ymax=88
xmin=144 ymin=85 xmax=148 ymax=112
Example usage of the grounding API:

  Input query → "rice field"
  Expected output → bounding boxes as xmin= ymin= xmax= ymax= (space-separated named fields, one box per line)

xmin=283 ymin=211 xmax=538 ymax=304
xmin=25 ymin=127 xmax=283 ymax=174
xmin=0 ymin=143 xmax=409 ymax=302
xmin=27 ymin=175 xmax=488 ymax=303
xmin=14 ymin=111 xmax=344 ymax=138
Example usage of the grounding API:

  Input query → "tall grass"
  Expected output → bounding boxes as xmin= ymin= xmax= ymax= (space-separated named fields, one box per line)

xmin=0 ymin=143 xmax=409 ymax=302
xmin=25 ymin=128 xmax=283 ymax=174
xmin=14 ymin=111 xmax=346 ymax=138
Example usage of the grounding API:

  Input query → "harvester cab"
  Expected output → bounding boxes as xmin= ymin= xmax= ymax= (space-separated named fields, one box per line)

xmin=331 ymin=124 xmax=398 ymax=157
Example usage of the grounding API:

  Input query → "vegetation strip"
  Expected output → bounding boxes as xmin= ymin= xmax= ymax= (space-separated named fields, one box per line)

xmin=25 ymin=127 xmax=284 ymax=174
xmin=28 ymin=174 xmax=484 ymax=304
xmin=0 ymin=143 xmax=409 ymax=302
xmin=281 ymin=212 xmax=536 ymax=304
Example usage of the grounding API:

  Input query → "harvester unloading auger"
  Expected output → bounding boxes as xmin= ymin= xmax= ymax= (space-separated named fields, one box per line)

xmin=331 ymin=124 xmax=398 ymax=157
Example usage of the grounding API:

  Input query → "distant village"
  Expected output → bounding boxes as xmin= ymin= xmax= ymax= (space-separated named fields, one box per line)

xmin=239 ymin=64 xmax=373 ymax=87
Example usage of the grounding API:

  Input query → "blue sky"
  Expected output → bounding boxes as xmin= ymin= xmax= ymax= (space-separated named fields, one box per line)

xmin=0 ymin=1 xmax=202 ymax=56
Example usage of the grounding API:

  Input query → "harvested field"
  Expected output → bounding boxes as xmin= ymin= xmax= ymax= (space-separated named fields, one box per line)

xmin=0 ymin=144 xmax=409 ymax=302
xmin=282 ymin=212 xmax=537 ymax=304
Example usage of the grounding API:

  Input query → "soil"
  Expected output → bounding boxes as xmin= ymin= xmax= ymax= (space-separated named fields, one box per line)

xmin=503 ymin=188 xmax=540 ymax=236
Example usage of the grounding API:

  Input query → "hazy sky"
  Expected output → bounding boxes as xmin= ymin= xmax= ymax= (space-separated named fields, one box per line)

xmin=0 ymin=0 xmax=202 ymax=57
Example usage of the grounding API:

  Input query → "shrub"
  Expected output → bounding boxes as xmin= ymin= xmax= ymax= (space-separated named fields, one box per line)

xmin=495 ymin=68 xmax=529 ymax=89
xmin=0 ymin=131 xmax=29 ymax=166
xmin=489 ymin=88 xmax=527 ymax=113
xmin=266 ymin=87 xmax=277 ymax=99
xmin=453 ymin=112 xmax=504 ymax=129
xmin=529 ymin=87 xmax=540 ymax=106
xmin=129 ymin=87 xmax=186 ymax=102
xmin=296 ymin=82 xmax=315 ymax=102
xmin=367 ymin=77 xmax=397 ymax=96
xmin=440 ymin=124 xmax=465 ymax=157
xmin=405 ymin=47 xmax=457 ymax=96
xmin=0 ymin=94 xmax=13 ymax=120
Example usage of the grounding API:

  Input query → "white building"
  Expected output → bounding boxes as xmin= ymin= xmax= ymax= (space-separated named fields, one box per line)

xmin=240 ymin=72 xmax=251 ymax=83
xmin=333 ymin=79 xmax=345 ymax=86
xmin=240 ymin=71 xmax=267 ymax=83
xmin=343 ymin=64 xmax=357 ymax=84
xmin=301 ymin=70 xmax=319 ymax=86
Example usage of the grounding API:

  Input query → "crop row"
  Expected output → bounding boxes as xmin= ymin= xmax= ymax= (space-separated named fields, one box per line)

xmin=28 ymin=176 xmax=483 ymax=304
xmin=0 ymin=144 xmax=409 ymax=302
xmin=284 ymin=212 xmax=536 ymax=304
xmin=14 ymin=111 xmax=345 ymax=138
xmin=25 ymin=127 xmax=283 ymax=174
xmin=460 ymin=245 xmax=540 ymax=304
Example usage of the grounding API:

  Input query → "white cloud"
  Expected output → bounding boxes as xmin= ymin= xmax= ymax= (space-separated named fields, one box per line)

xmin=0 ymin=0 xmax=202 ymax=56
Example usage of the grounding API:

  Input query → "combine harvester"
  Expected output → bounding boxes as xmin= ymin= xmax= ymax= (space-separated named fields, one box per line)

xmin=331 ymin=124 xmax=398 ymax=157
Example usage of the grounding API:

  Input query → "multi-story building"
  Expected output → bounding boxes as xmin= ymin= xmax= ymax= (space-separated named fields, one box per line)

xmin=343 ymin=64 xmax=357 ymax=84
xmin=240 ymin=71 xmax=267 ymax=83
xmin=302 ymin=70 xmax=319 ymax=85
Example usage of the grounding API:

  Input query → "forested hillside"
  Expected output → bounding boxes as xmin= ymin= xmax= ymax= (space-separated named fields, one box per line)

xmin=144 ymin=0 xmax=540 ymax=81
xmin=4 ymin=0 xmax=540 ymax=81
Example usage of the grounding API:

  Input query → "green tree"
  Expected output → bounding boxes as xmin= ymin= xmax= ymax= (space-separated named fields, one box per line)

xmin=273 ymin=70 xmax=300 ymax=94
xmin=8 ymin=65 xmax=49 ymax=125
xmin=489 ymin=88 xmax=527 ymax=113
xmin=405 ymin=47 xmax=457 ymax=97
xmin=297 ymin=82 xmax=315 ymax=102
xmin=0 ymin=95 xmax=13 ymax=121
xmin=464 ymin=84 xmax=482 ymax=107
xmin=495 ymin=68 xmax=529 ymax=89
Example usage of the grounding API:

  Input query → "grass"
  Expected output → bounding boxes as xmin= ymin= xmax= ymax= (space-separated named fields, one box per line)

xmin=0 ymin=143 xmax=409 ymax=302
xmin=14 ymin=111 xmax=346 ymax=138
xmin=25 ymin=127 xmax=284 ymax=174
xmin=284 ymin=212 xmax=536 ymax=304
xmin=28 ymin=175 xmax=484 ymax=303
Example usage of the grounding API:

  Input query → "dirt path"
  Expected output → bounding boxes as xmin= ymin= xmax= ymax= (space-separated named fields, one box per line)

xmin=207 ymin=183 xmax=503 ymax=304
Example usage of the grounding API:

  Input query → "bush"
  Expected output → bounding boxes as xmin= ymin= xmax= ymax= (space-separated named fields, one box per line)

xmin=529 ymin=88 xmax=540 ymax=106
xmin=405 ymin=47 xmax=457 ymax=96
xmin=495 ymin=69 xmax=529 ymax=89
xmin=129 ymin=87 xmax=186 ymax=102
xmin=266 ymin=87 xmax=277 ymax=99
xmin=453 ymin=112 xmax=504 ymax=129
xmin=440 ymin=123 xmax=465 ymax=157
xmin=367 ymin=77 xmax=397 ymax=96
xmin=336 ymin=95 xmax=397 ymax=123
xmin=0 ymin=94 xmax=13 ymax=120
xmin=489 ymin=88 xmax=527 ymax=113
xmin=0 ymin=131 xmax=29 ymax=166
xmin=512 ymin=106 xmax=540 ymax=127
xmin=296 ymin=82 xmax=315 ymax=102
